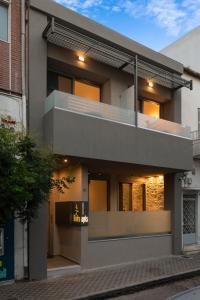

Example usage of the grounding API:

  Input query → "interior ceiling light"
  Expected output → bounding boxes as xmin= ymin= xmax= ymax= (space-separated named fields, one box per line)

xmin=148 ymin=80 xmax=154 ymax=88
xmin=78 ymin=55 xmax=85 ymax=62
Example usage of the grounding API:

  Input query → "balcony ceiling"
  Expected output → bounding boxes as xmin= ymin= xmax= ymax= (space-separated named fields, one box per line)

xmin=43 ymin=18 xmax=192 ymax=90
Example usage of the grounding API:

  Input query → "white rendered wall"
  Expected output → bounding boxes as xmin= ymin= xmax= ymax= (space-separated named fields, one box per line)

xmin=181 ymin=73 xmax=200 ymax=132
xmin=0 ymin=94 xmax=26 ymax=279
xmin=162 ymin=26 xmax=200 ymax=73
xmin=162 ymin=28 xmax=200 ymax=245
xmin=0 ymin=94 xmax=24 ymax=130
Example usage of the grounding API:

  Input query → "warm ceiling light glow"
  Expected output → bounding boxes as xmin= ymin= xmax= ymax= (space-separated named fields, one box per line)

xmin=148 ymin=81 xmax=154 ymax=88
xmin=64 ymin=159 xmax=68 ymax=163
xmin=78 ymin=55 xmax=85 ymax=62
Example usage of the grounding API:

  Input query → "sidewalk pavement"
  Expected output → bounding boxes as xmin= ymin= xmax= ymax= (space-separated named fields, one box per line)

xmin=1 ymin=254 xmax=200 ymax=300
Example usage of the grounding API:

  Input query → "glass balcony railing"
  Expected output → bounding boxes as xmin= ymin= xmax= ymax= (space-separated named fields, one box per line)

xmin=45 ymin=91 xmax=191 ymax=139
xmin=138 ymin=113 xmax=191 ymax=138
xmin=45 ymin=91 xmax=135 ymax=126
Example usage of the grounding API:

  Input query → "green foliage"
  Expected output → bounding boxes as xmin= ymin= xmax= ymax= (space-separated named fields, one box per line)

xmin=0 ymin=128 xmax=75 ymax=224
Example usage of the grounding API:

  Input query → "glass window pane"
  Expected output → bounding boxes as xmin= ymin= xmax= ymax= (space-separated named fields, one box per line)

xmin=143 ymin=100 xmax=160 ymax=119
xmin=132 ymin=183 xmax=145 ymax=212
xmin=0 ymin=5 xmax=8 ymax=41
xmin=89 ymin=180 xmax=108 ymax=212
xmin=119 ymin=183 xmax=132 ymax=211
xmin=58 ymin=76 xmax=72 ymax=94
xmin=75 ymin=80 xmax=100 ymax=102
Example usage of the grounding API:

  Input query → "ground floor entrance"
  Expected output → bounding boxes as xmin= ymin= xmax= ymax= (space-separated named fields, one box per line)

xmin=0 ymin=221 xmax=14 ymax=282
xmin=29 ymin=157 xmax=183 ymax=280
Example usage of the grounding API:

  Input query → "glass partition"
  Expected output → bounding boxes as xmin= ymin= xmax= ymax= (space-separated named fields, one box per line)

xmin=45 ymin=91 xmax=135 ymax=126
xmin=88 ymin=211 xmax=171 ymax=239
xmin=138 ymin=112 xmax=190 ymax=138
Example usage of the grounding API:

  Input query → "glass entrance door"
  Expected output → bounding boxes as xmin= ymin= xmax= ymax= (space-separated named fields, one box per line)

xmin=0 ymin=221 xmax=14 ymax=281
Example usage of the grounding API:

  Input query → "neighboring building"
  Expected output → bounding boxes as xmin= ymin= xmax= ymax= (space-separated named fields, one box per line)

xmin=27 ymin=0 xmax=193 ymax=280
xmin=162 ymin=27 xmax=200 ymax=250
xmin=0 ymin=0 xmax=26 ymax=282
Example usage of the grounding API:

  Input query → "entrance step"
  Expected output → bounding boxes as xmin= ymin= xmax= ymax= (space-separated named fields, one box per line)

xmin=183 ymin=244 xmax=200 ymax=255
xmin=47 ymin=265 xmax=81 ymax=278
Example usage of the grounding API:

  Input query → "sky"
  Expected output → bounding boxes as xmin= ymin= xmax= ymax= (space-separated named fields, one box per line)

xmin=54 ymin=0 xmax=200 ymax=51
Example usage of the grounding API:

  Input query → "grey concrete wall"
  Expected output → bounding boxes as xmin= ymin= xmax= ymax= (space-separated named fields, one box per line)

xmin=29 ymin=202 xmax=48 ymax=280
xmin=165 ymin=173 xmax=183 ymax=254
xmin=28 ymin=10 xmax=47 ymax=137
xmin=28 ymin=9 xmax=48 ymax=280
xmin=44 ymin=108 xmax=193 ymax=171
xmin=82 ymin=235 xmax=172 ymax=269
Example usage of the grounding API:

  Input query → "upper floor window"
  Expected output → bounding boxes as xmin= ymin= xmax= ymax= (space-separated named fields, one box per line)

xmin=0 ymin=3 xmax=8 ymax=42
xmin=143 ymin=99 xmax=160 ymax=119
xmin=47 ymin=71 xmax=101 ymax=102
xmin=74 ymin=80 xmax=100 ymax=102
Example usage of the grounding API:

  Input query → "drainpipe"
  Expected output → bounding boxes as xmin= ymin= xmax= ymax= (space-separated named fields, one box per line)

xmin=134 ymin=55 xmax=138 ymax=127
xmin=21 ymin=0 xmax=28 ymax=279
xmin=21 ymin=0 xmax=26 ymax=132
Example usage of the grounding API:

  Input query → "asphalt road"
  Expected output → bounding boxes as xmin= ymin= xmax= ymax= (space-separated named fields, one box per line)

xmin=108 ymin=275 xmax=200 ymax=300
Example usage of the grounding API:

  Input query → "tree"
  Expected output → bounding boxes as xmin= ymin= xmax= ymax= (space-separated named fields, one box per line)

xmin=0 ymin=128 xmax=74 ymax=224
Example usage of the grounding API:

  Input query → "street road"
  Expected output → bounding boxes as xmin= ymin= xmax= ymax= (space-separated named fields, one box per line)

xmin=109 ymin=275 xmax=200 ymax=300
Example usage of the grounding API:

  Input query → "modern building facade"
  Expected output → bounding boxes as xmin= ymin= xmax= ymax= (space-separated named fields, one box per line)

xmin=162 ymin=26 xmax=200 ymax=250
xmin=27 ymin=0 xmax=193 ymax=280
xmin=0 ymin=0 xmax=26 ymax=282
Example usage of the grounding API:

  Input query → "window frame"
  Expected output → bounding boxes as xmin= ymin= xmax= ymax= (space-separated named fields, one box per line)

xmin=0 ymin=0 xmax=10 ymax=43
xmin=47 ymin=69 xmax=102 ymax=101
xmin=140 ymin=97 xmax=161 ymax=119
xmin=74 ymin=78 xmax=101 ymax=102
xmin=88 ymin=173 xmax=110 ymax=211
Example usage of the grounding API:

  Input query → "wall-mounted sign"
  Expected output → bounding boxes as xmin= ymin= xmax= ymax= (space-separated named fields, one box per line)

xmin=71 ymin=202 xmax=88 ymax=226
xmin=56 ymin=201 xmax=88 ymax=226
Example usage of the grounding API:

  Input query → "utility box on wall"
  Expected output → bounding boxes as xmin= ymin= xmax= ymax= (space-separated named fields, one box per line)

xmin=55 ymin=201 xmax=88 ymax=226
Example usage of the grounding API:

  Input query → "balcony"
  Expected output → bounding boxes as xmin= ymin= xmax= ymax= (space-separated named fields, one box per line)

xmin=191 ymin=130 xmax=200 ymax=158
xmin=45 ymin=91 xmax=190 ymax=138
xmin=44 ymin=91 xmax=193 ymax=171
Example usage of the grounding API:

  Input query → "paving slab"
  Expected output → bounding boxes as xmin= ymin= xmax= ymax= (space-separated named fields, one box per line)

xmin=1 ymin=254 xmax=200 ymax=300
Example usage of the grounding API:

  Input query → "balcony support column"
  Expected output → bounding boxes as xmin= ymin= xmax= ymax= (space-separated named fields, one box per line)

xmin=134 ymin=55 xmax=138 ymax=127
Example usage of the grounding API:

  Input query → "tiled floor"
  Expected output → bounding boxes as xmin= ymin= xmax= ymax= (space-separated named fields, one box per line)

xmin=47 ymin=256 xmax=76 ymax=269
xmin=1 ymin=254 xmax=200 ymax=300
